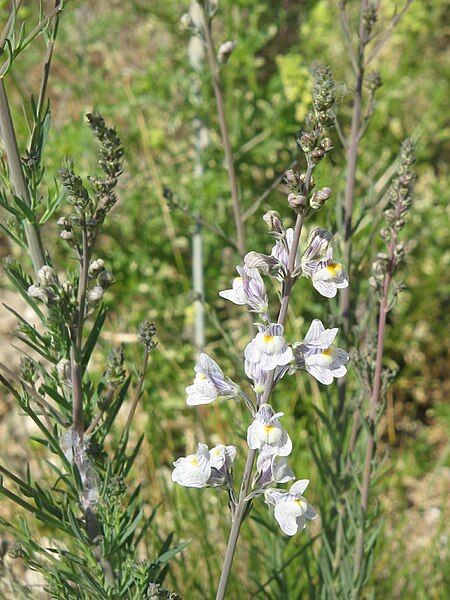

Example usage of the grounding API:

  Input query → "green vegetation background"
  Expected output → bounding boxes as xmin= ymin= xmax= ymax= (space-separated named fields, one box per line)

xmin=0 ymin=0 xmax=448 ymax=598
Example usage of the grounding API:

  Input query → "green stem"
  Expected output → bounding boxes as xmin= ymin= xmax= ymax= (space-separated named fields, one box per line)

xmin=0 ymin=77 xmax=45 ymax=274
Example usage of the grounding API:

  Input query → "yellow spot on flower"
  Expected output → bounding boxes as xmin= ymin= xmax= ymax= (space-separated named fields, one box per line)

xmin=263 ymin=335 xmax=275 ymax=343
xmin=189 ymin=456 xmax=199 ymax=466
xmin=322 ymin=347 xmax=334 ymax=357
xmin=326 ymin=262 xmax=342 ymax=277
xmin=264 ymin=424 xmax=275 ymax=433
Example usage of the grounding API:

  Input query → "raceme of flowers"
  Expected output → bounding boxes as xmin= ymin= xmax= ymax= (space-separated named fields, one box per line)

xmin=172 ymin=220 xmax=349 ymax=536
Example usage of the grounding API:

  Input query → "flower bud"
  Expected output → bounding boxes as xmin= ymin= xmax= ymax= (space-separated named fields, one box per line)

xmin=263 ymin=210 xmax=284 ymax=235
xmin=320 ymin=138 xmax=333 ymax=152
xmin=57 ymin=216 xmax=71 ymax=229
xmin=244 ymin=251 xmax=280 ymax=275
xmin=298 ymin=132 xmax=315 ymax=152
xmin=37 ymin=265 xmax=57 ymax=287
xmin=362 ymin=3 xmax=377 ymax=39
xmin=310 ymin=148 xmax=325 ymax=163
xmin=60 ymin=230 xmax=74 ymax=241
xmin=138 ymin=319 xmax=158 ymax=351
xmin=98 ymin=270 xmax=114 ymax=289
xmin=310 ymin=187 xmax=331 ymax=210
xmin=27 ymin=284 xmax=58 ymax=305
xmin=288 ymin=193 xmax=307 ymax=211
xmin=298 ymin=172 xmax=315 ymax=189
xmin=284 ymin=169 xmax=297 ymax=184
xmin=218 ymin=41 xmax=235 ymax=63
xmin=87 ymin=285 xmax=104 ymax=306
xmin=88 ymin=259 xmax=105 ymax=278
xmin=20 ymin=357 xmax=37 ymax=385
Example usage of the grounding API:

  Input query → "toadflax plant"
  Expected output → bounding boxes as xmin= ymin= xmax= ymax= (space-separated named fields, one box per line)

xmin=171 ymin=64 xmax=351 ymax=599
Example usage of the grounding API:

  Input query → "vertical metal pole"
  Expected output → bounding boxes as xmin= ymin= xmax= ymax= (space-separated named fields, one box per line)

xmin=189 ymin=2 xmax=207 ymax=356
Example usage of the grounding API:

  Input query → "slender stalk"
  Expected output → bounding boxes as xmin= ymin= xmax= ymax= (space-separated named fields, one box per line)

xmin=353 ymin=249 xmax=394 ymax=578
xmin=123 ymin=345 xmax=150 ymax=434
xmin=30 ymin=0 xmax=61 ymax=147
xmin=337 ymin=0 xmax=370 ymax=460
xmin=0 ymin=78 xmax=45 ymax=275
xmin=70 ymin=225 xmax=90 ymax=438
xmin=0 ymin=0 xmax=24 ymax=51
xmin=190 ymin=3 xmax=207 ymax=356
xmin=339 ymin=0 xmax=413 ymax=462
xmin=339 ymin=0 xmax=368 ymax=336
xmin=202 ymin=10 xmax=246 ymax=258
xmin=365 ymin=0 xmax=413 ymax=65
xmin=215 ymin=213 xmax=304 ymax=600
xmin=0 ymin=2 xmax=63 ymax=77
xmin=69 ymin=223 xmax=115 ymax=583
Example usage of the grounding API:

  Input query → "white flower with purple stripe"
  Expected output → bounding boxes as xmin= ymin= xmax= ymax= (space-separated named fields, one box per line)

xmin=253 ymin=450 xmax=295 ymax=489
xmin=294 ymin=319 xmax=349 ymax=385
xmin=265 ymin=479 xmax=318 ymax=536
xmin=172 ymin=443 xmax=211 ymax=488
xmin=219 ymin=266 xmax=268 ymax=314
xmin=172 ymin=443 xmax=236 ymax=488
xmin=244 ymin=323 xmax=293 ymax=372
xmin=186 ymin=353 xmax=238 ymax=406
xmin=301 ymin=227 xmax=348 ymax=297
xmin=247 ymin=403 xmax=292 ymax=456
xmin=209 ymin=444 xmax=237 ymax=485
xmin=271 ymin=227 xmax=301 ymax=277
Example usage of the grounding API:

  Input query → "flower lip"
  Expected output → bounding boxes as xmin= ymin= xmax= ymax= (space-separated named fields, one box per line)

xmin=264 ymin=479 xmax=317 ymax=536
xmin=293 ymin=320 xmax=349 ymax=385
xmin=245 ymin=323 xmax=293 ymax=372
xmin=247 ymin=403 xmax=292 ymax=456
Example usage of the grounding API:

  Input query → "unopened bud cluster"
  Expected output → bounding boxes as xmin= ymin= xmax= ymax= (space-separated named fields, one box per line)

xmin=20 ymin=356 xmax=37 ymax=385
xmin=370 ymin=140 xmax=415 ymax=292
xmin=104 ymin=344 xmax=126 ymax=390
xmin=285 ymin=66 xmax=336 ymax=216
xmin=362 ymin=2 xmax=378 ymax=42
xmin=138 ymin=319 xmax=158 ymax=351
xmin=86 ymin=257 xmax=114 ymax=307
xmin=58 ymin=113 xmax=124 ymax=251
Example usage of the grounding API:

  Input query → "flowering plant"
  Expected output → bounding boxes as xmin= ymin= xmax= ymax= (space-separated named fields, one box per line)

xmin=172 ymin=60 xmax=350 ymax=598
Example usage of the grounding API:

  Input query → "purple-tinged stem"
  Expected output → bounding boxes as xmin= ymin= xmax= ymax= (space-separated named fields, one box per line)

xmin=353 ymin=246 xmax=394 ymax=577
